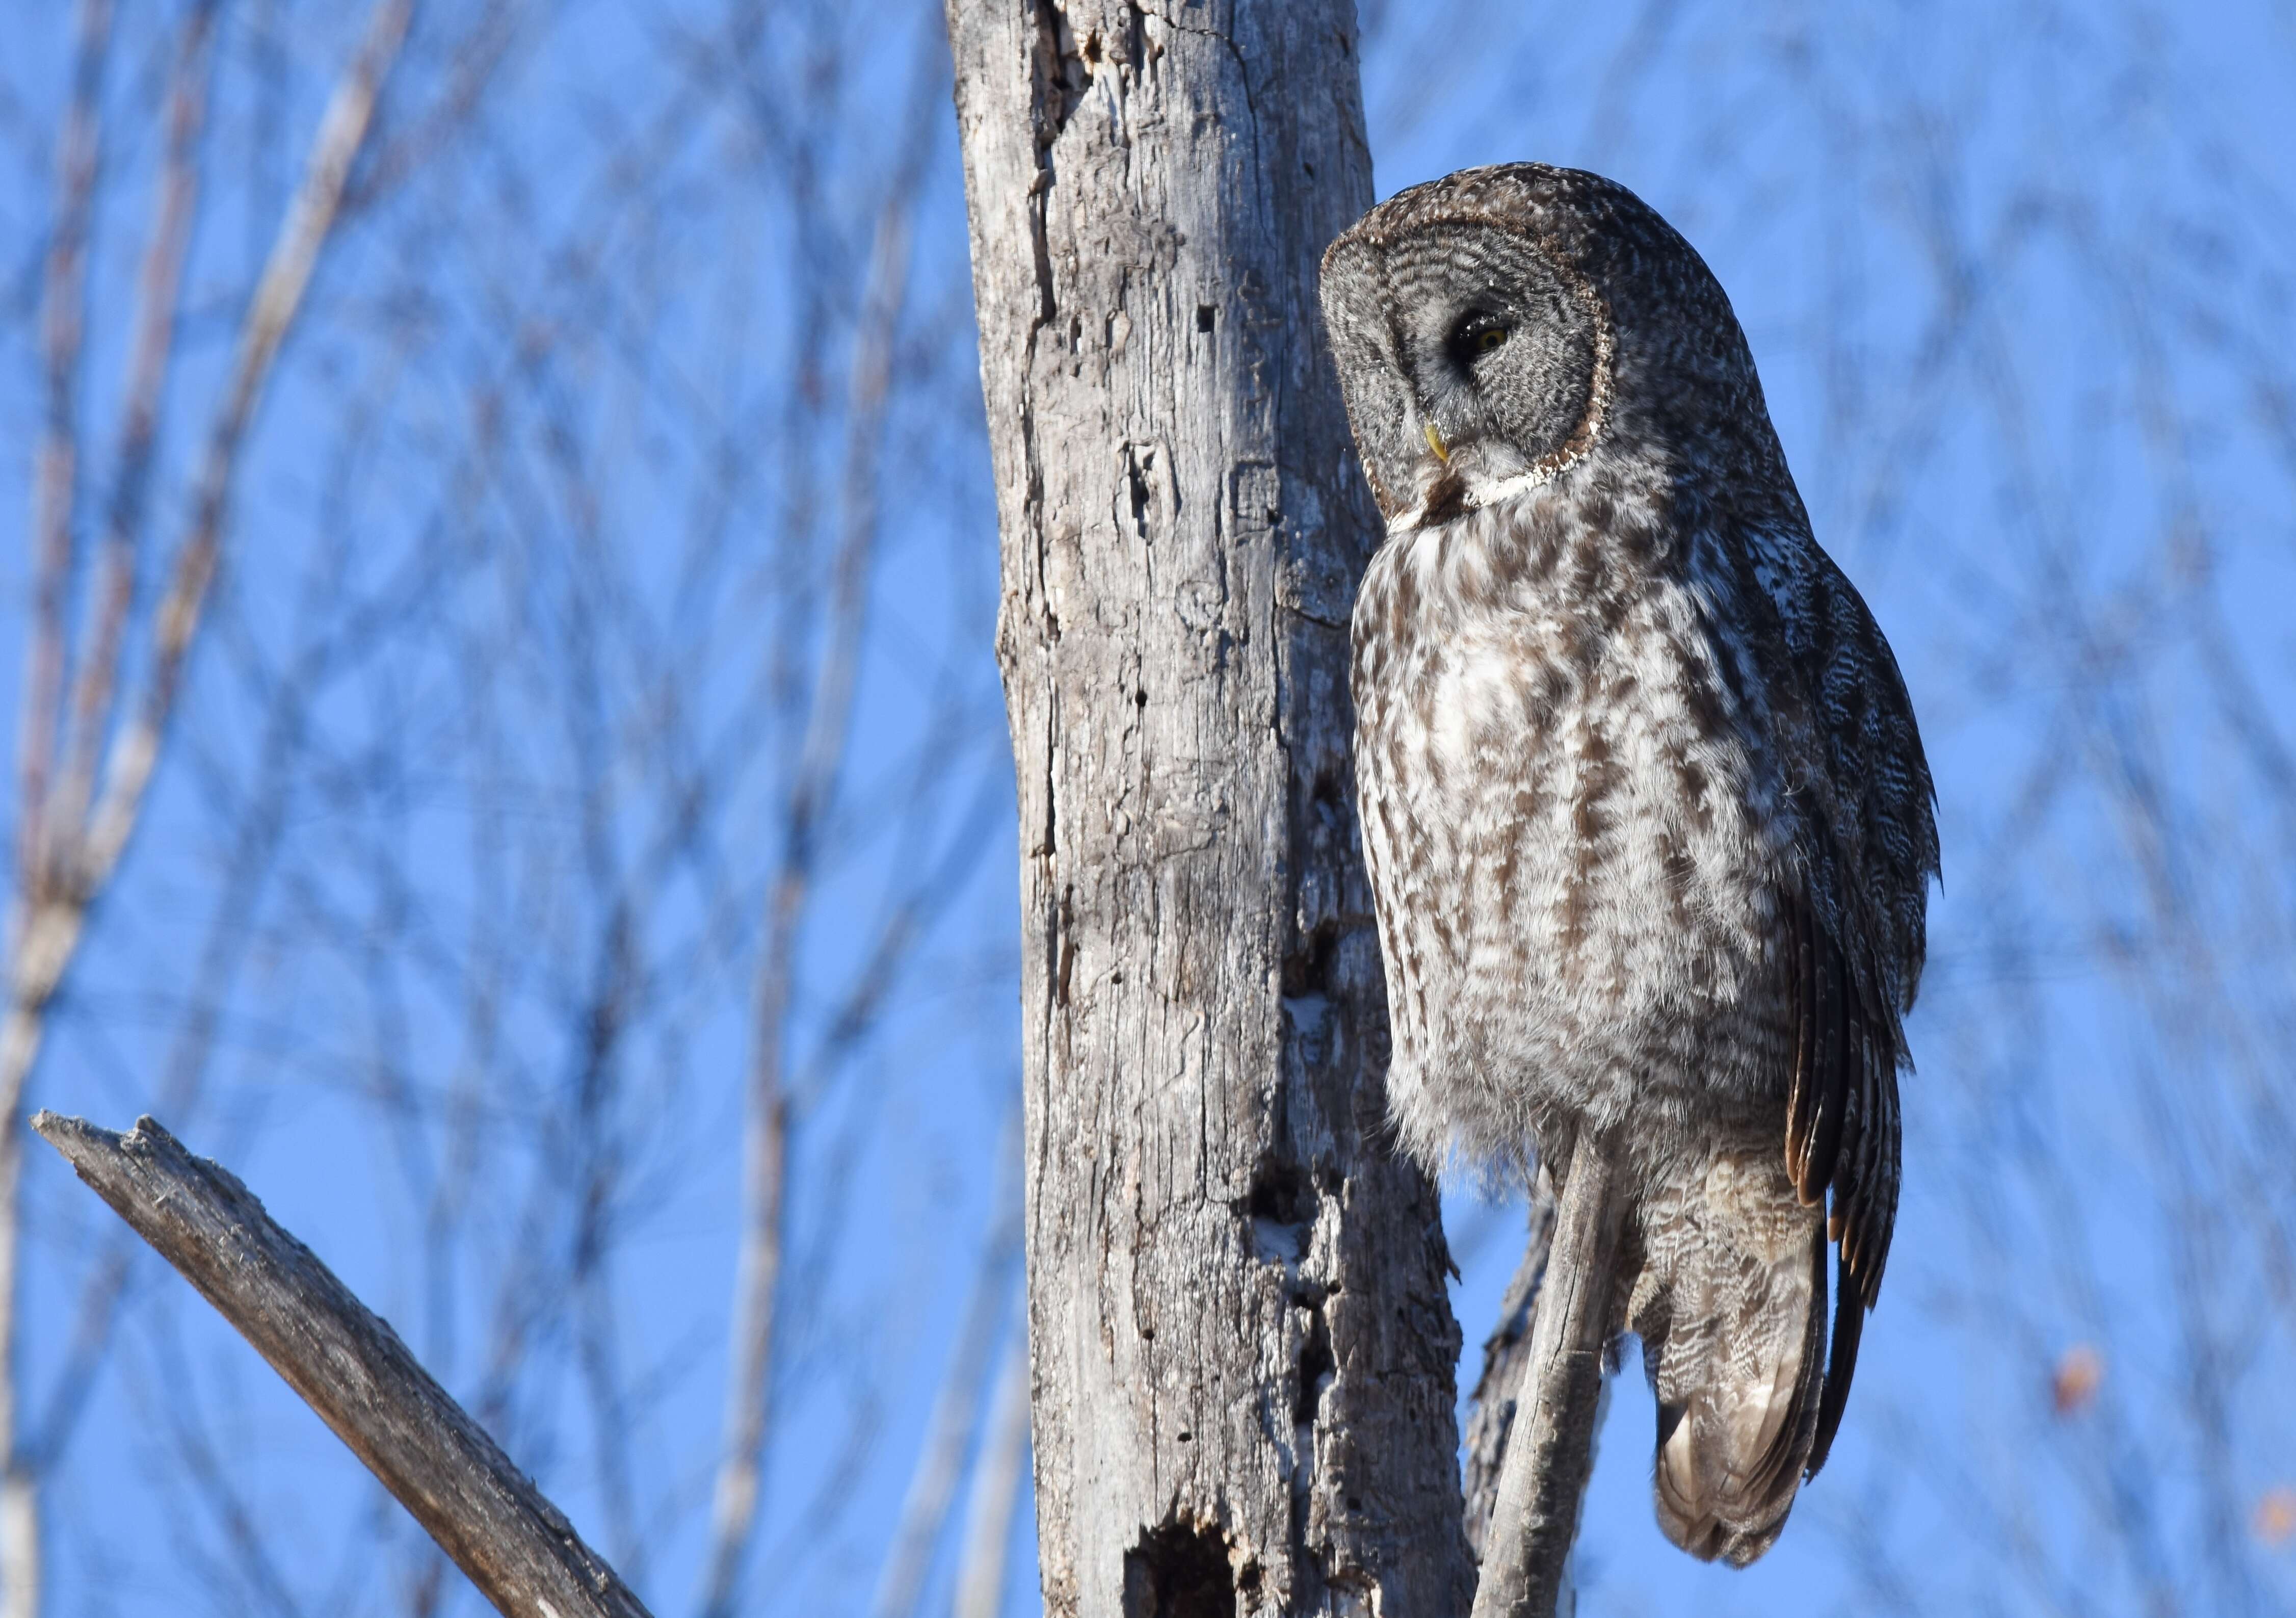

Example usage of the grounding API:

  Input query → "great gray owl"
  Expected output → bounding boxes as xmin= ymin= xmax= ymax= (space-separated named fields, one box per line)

xmin=1319 ymin=164 xmax=1938 ymax=1567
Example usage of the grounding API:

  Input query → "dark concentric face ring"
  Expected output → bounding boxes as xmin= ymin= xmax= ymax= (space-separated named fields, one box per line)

xmin=1321 ymin=203 xmax=1612 ymax=521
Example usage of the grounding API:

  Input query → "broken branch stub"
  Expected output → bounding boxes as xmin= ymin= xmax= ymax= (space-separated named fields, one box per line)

xmin=30 ymin=1112 xmax=650 ymax=1618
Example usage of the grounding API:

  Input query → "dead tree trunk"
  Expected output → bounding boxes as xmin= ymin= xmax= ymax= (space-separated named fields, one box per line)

xmin=945 ymin=3 xmax=1474 ymax=1613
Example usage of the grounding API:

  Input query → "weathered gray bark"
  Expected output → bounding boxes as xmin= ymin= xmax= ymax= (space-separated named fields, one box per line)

xmin=1468 ymin=1136 xmax=1624 ymax=1618
xmin=30 ymin=1114 xmax=650 ymax=1618
xmin=944 ymin=3 xmax=1474 ymax=1614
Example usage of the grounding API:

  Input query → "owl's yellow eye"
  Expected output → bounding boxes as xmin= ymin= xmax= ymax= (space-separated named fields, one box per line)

xmin=1448 ymin=312 xmax=1511 ymax=364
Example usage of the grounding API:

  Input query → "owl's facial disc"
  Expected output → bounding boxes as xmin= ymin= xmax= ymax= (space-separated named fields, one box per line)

xmin=1319 ymin=219 xmax=1609 ymax=523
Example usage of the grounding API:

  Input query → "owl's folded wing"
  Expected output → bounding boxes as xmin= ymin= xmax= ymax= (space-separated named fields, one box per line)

xmin=1746 ymin=524 xmax=1936 ymax=1476
xmin=1783 ymin=888 xmax=1901 ymax=1475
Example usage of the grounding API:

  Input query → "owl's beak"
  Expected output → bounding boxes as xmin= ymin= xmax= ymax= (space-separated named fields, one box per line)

xmin=1422 ymin=421 xmax=1450 ymax=463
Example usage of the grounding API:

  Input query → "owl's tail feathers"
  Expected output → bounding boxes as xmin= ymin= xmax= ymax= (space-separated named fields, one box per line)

xmin=1642 ymin=1206 xmax=1829 ymax=1569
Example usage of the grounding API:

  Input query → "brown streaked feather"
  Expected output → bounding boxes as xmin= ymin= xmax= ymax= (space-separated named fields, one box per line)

xmin=1801 ymin=942 xmax=1849 ymax=1203
xmin=1785 ymin=897 xmax=1818 ymax=1180
xmin=1826 ymin=984 xmax=1863 ymax=1244
xmin=1740 ymin=1219 xmax=1831 ymax=1511
xmin=1835 ymin=1013 xmax=1877 ymax=1258
xmin=1835 ymin=949 xmax=1898 ymax=1300
xmin=1646 ymin=1175 xmax=1833 ymax=1568
xmin=1857 ymin=1063 xmax=1902 ymax=1303
xmin=1858 ymin=1031 xmax=1887 ymax=1275
xmin=1846 ymin=1060 xmax=1901 ymax=1303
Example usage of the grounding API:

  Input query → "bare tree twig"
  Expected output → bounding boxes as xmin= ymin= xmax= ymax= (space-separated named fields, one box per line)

xmin=699 ymin=18 xmax=945 ymax=1613
xmin=0 ymin=2 xmax=1019 ymax=1609
xmin=30 ymin=1112 xmax=652 ymax=1618
xmin=868 ymin=1108 xmax=1021 ymax=1618
xmin=79 ymin=0 xmax=414 ymax=892
xmin=0 ymin=14 xmax=411 ymax=1611
xmin=4 ymin=13 xmax=228 ymax=1508
xmin=1470 ymin=1133 xmax=1626 ymax=1618
xmin=15 ymin=0 xmax=113 ymax=899
xmin=950 ymin=1303 xmax=1028 ymax=1618
xmin=50 ymin=0 xmax=222 ymax=867
xmin=340 ymin=0 xmax=523 ymax=215
xmin=699 ymin=1078 xmax=784 ymax=1618
xmin=4 ymin=8 xmax=118 ymax=1611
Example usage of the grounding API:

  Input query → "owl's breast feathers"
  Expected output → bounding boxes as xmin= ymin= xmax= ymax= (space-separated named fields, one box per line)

xmin=1355 ymin=462 xmax=1788 ymax=1141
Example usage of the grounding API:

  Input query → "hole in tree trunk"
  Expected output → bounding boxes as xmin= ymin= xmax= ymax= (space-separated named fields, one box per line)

xmin=1245 ymin=1153 xmax=1316 ymax=1266
xmin=1295 ymin=1302 xmax=1335 ymax=1427
xmin=1124 ymin=1519 xmax=1238 ymax=1618
xmin=1247 ymin=1154 xmax=1312 ymax=1228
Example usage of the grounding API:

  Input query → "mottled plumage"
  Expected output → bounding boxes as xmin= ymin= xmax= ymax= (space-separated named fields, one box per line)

xmin=1319 ymin=164 xmax=1938 ymax=1566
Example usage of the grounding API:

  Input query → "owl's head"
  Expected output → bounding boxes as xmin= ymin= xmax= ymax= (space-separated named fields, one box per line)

xmin=1319 ymin=164 xmax=1764 ymax=525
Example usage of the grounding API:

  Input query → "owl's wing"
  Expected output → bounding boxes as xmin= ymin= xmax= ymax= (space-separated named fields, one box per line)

xmin=1741 ymin=525 xmax=1937 ymax=1475
xmin=1749 ymin=528 xmax=1940 ymax=1012
xmin=1782 ymin=888 xmax=1898 ymax=1474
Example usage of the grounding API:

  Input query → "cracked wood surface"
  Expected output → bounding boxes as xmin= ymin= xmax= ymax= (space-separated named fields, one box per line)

xmin=945 ymin=2 xmax=1474 ymax=1613
xmin=31 ymin=1113 xmax=650 ymax=1618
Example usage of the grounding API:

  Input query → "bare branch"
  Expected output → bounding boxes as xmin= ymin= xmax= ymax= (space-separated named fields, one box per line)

xmin=14 ymin=0 xmax=113 ymax=896
xmin=1470 ymin=1133 xmax=1627 ymax=1618
xmin=699 ymin=18 xmax=946 ymax=1613
xmin=4 ymin=8 xmax=118 ymax=1610
xmin=340 ymin=0 xmax=524 ymax=215
xmin=698 ymin=1075 xmax=784 ymax=1618
xmin=79 ymin=0 xmax=414 ymax=892
xmin=950 ymin=1308 xmax=1028 ymax=1618
xmin=50 ymin=0 xmax=222 ymax=868
xmin=0 ymin=15 xmax=411 ymax=1609
xmin=1462 ymin=1179 xmax=1559 ymax=1564
xmin=30 ymin=1112 xmax=651 ymax=1618
xmin=868 ymin=1111 xmax=1021 ymax=1618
